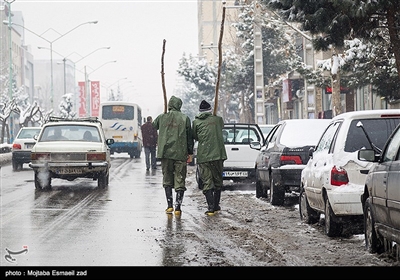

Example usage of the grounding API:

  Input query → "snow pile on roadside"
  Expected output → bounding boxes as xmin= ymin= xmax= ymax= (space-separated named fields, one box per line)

xmin=0 ymin=152 xmax=12 ymax=166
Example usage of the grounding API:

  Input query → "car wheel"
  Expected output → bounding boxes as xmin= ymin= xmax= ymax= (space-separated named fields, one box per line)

xmin=299 ymin=188 xmax=319 ymax=224
xmin=324 ymin=197 xmax=342 ymax=237
xmin=98 ymin=171 xmax=109 ymax=188
xmin=255 ymin=170 xmax=266 ymax=198
xmin=255 ymin=179 xmax=262 ymax=198
xmin=364 ymin=199 xmax=383 ymax=253
xmin=196 ymin=166 xmax=203 ymax=190
xmin=34 ymin=171 xmax=51 ymax=190
xmin=12 ymin=159 xmax=18 ymax=171
xmin=269 ymin=178 xmax=284 ymax=206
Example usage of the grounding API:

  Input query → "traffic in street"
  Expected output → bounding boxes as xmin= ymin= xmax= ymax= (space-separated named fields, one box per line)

xmin=1 ymin=152 xmax=399 ymax=272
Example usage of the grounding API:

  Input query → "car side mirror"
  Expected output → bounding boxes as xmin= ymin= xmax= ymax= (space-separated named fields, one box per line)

xmin=250 ymin=141 xmax=261 ymax=150
xmin=33 ymin=134 xmax=38 ymax=140
xmin=358 ymin=149 xmax=377 ymax=162
xmin=106 ymin=139 xmax=114 ymax=146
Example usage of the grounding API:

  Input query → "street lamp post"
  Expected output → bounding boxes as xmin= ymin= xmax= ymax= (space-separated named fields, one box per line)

xmin=39 ymin=46 xmax=110 ymax=109
xmin=104 ymin=77 xmax=127 ymax=101
xmin=85 ymin=60 xmax=117 ymax=116
xmin=4 ymin=0 xmax=15 ymax=143
xmin=4 ymin=20 xmax=98 ymax=111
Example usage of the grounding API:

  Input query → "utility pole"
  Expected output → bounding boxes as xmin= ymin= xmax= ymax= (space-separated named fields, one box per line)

xmin=253 ymin=1 xmax=265 ymax=124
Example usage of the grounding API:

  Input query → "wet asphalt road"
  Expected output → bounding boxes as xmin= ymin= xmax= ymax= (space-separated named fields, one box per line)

xmin=0 ymin=154 xmax=203 ymax=267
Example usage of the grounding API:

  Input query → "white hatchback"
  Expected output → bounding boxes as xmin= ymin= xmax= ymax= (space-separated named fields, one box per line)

xmin=300 ymin=109 xmax=400 ymax=237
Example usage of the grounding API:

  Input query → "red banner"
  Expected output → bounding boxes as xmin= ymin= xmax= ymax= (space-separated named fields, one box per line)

xmin=91 ymin=81 xmax=100 ymax=117
xmin=78 ymin=81 xmax=86 ymax=117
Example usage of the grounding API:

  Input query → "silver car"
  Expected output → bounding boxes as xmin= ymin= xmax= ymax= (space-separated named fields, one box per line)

xmin=359 ymin=123 xmax=400 ymax=256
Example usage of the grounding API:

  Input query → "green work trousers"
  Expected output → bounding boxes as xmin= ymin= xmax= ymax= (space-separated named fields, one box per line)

xmin=198 ymin=160 xmax=224 ymax=194
xmin=161 ymin=158 xmax=187 ymax=191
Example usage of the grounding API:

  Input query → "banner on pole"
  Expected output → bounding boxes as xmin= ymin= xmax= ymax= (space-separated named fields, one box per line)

xmin=91 ymin=81 xmax=100 ymax=117
xmin=78 ymin=81 xmax=86 ymax=117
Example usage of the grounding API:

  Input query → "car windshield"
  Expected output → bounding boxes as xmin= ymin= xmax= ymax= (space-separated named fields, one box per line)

xmin=223 ymin=127 xmax=261 ymax=144
xmin=345 ymin=118 xmax=400 ymax=152
xmin=17 ymin=128 xmax=41 ymax=139
xmin=39 ymin=125 xmax=101 ymax=142
xmin=279 ymin=121 xmax=329 ymax=147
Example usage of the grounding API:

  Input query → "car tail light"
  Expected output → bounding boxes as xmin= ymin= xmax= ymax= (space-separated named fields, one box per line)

xmin=31 ymin=153 xmax=50 ymax=161
xmin=12 ymin=143 xmax=21 ymax=150
xmin=87 ymin=152 xmax=106 ymax=161
xmin=280 ymin=155 xmax=302 ymax=165
xmin=331 ymin=166 xmax=349 ymax=186
xmin=134 ymin=132 xmax=138 ymax=140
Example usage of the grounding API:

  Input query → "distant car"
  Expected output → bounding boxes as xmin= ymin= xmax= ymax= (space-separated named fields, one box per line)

xmin=29 ymin=117 xmax=114 ymax=190
xmin=300 ymin=109 xmax=400 ymax=237
xmin=250 ymin=119 xmax=331 ymax=206
xmin=12 ymin=127 xmax=41 ymax=171
xmin=258 ymin=124 xmax=275 ymax=139
xmin=359 ymin=123 xmax=400 ymax=255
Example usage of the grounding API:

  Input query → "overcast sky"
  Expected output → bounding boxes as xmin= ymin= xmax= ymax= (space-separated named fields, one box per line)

xmin=11 ymin=0 xmax=199 ymax=118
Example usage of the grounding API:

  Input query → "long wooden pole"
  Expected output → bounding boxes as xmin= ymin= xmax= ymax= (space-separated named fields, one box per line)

xmin=213 ymin=6 xmax=226 ymax=116
xmin=161 ymin=39 xmax=167 ymax=113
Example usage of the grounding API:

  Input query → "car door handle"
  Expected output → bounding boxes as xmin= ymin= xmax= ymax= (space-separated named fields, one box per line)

xmin=232 ymin=148 xmax=239 ymax=151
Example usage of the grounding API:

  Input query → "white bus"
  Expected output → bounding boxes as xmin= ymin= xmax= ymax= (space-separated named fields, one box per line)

xmin=99 ymin=101 xmax=143 ymax=158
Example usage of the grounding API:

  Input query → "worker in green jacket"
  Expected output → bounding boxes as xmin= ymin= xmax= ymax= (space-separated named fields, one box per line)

xmin=192 ymin=100 xmax=227 ymax=216
xmin=153 ymin=96 xmax=194 ymax=215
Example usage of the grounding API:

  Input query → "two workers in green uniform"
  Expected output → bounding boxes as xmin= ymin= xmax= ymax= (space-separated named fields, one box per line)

xmin=153 ymin=96 xmax=227 ymax=216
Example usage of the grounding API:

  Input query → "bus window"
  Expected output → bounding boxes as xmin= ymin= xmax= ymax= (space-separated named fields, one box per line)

xmin=102 ymin=105 xmax=134 ymax=120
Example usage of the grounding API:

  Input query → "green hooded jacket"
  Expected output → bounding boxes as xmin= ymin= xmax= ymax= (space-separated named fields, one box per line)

xmin=152 ymin=96 xmax=194 ymax=161
xmin=192 ymin=111 xmax=227 ymax=164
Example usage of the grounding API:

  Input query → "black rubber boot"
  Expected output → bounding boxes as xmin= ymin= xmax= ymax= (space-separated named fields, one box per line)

xmin=165 ymin=186 xmax=173 ymax=214
xmin=214 ymin=189 xmax=221 ymax=211
xmin=204 ymin=190 xmax=215 ymax=216
xmin=174 ymin=190 xmax=184 ymax=215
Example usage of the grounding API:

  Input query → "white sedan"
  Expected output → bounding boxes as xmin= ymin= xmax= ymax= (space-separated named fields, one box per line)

xmin=30 ymin=117 xmax=114 ymax=190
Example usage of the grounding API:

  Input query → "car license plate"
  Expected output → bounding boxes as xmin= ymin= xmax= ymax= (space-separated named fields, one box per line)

xmin=25 ymin=144 xmax=33 ymax=149
xmin=223 ymin=171 xmax=248 ymax=177
xmin=113 ymin=136 xmax=123 ymax=139
xmin=56 ymin=168 xmax=82 ymax=174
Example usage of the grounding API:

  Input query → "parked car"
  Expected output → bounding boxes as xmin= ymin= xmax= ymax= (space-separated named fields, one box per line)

xmin=359 ymin=123 xmax=400 ymax=255
xmin=250 ymin=119 xmax=331 ymax=206
xmin=11 ymin=127 xmax=42 ymax=171
xmin=258 ymin=124 xmax=275 ymax=140
xmin=222 ymin=123 xmax=264 ymax=182
xmin=29 ymin=117 xmax=114 ymax=190
xmin=300 ymin=109 xmax=400 ymax=237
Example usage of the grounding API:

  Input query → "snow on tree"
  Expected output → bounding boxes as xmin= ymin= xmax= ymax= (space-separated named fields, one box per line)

xmin=263 ymin=0 xmax=400 ymax=112
xmin=58 ymin=93 xmax=76 ymax=119
xmin=177 ymin=3 xmax=301 ymax=123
